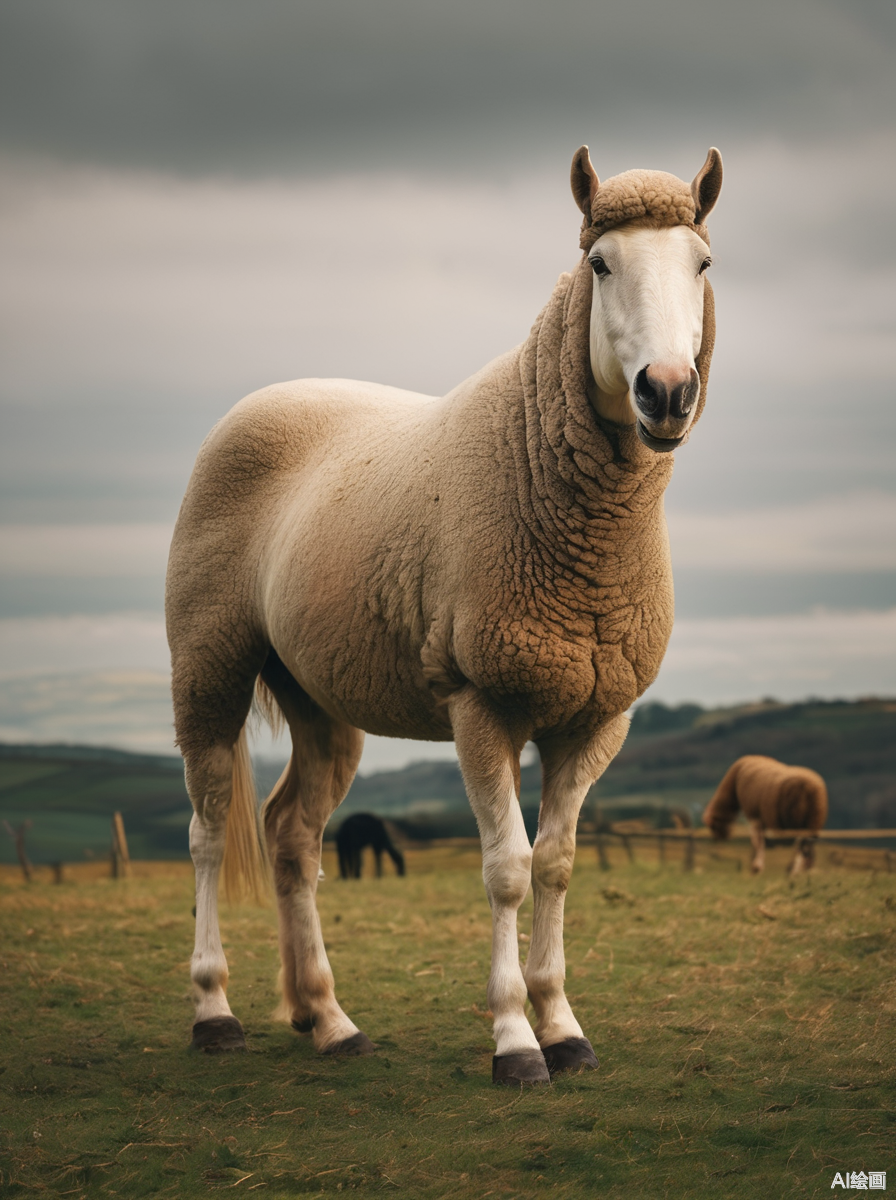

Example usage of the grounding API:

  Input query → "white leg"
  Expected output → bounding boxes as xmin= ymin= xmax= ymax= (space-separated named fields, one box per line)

xmin=450 ymin=691 xmax=548 ymax=1085
xmin=185 ymin=745 xmax=246 ymax=1050
xmin=527 ymin=717 xmax=629 ymax=1075
xmin=484 ymin=797 xmax=539 ymax=1060
xmin=527 ymin=819 xmax=584 ymax=1049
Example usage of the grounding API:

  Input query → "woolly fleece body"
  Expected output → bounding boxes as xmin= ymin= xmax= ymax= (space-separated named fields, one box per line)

xmin=167 ymin=172 xmax=716 ymax=757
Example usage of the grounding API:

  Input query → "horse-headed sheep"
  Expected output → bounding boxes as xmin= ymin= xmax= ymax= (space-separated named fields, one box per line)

xmin=167 ymin=145 xmax=723 ymax=1083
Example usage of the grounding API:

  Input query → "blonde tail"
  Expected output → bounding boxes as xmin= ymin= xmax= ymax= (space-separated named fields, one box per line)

xmin=253 ymin=676 xmax=285 ymax=739
xmin=221 ymin=726 xmax=270 ymax=905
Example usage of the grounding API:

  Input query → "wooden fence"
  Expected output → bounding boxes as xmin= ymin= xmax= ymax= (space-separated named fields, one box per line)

xmin=581 ymin=827 xmax=896 ymax=872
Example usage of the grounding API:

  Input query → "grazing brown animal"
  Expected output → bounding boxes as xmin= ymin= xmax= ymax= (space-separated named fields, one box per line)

xmin=166 ymin=144 xmax=723 ymax=1083
xmin=336 ymin=813 xmax=405 ymax=879
xmin=703 ymin=755 xmax=828 ymax=875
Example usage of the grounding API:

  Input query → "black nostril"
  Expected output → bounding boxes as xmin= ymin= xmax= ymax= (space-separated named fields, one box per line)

xmin=634 ymin=367 xmax=661 ymax=418
xmin=671 ymin=383 xmax=691 ymax=420
xmin=670 ymin=371 xmax=699 ymax=420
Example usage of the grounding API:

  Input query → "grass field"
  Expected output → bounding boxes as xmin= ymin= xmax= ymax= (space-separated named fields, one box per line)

xmin=1 ymin=847 xmax=894 ymax=1198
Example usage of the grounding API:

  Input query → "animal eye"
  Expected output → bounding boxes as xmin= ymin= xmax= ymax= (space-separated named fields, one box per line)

xmin=590 ymin=255 xmax=610 ymax=278
xmin=698 ymin=257 xmax=712 ymax=274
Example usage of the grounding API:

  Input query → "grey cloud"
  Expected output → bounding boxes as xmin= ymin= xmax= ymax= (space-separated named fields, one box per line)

xmin=2 ymin=154 xmax=894 ymax=534
xmin=3 ymin=1 xmax=895 ymax=741
xmin=1 ymin=0 xmax=893 ymax=175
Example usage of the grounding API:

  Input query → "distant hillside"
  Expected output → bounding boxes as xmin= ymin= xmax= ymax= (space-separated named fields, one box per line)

xmin=2 ymin=698 xmax=894 ymax=862
xmin=328 ymin=698 xmax=896 ymax=838
xmin=598 ymin=697 xmax=896 ymax=830
xmin=0 ymin=742 xmax=189 ymax=864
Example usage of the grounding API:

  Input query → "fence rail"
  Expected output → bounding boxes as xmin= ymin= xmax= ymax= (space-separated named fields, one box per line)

xmin=579 ymin=826 xmax=896 ymax=872
xmin=578 ymin=828 xmax=896 ymax=842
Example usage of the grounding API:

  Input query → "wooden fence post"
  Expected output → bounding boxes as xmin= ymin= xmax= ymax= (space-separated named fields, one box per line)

xmin=621 ymin=834 xmax=635 ymax=864
xmin=658 ymin=833 xmax=666 ymax=865
xmin=111 ymin=812 xmax=131 ymax=879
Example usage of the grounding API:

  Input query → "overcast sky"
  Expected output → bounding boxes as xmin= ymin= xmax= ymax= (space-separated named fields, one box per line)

xmin=1 ymin=0 xmax=894 ymax=764
xmin=3 ymin=0 xmax=894 ymax=172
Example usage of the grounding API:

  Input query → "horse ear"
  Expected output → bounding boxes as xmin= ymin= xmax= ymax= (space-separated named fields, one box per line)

xmin=691 ymin=147 xmax=723 ymax=223
xmin=571 ymin=145 xmax=600 ymax=217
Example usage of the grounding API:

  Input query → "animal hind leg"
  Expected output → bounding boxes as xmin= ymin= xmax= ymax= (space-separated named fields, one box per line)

xmin=171 ymin=645 xmax=265 ymax=1052
xmin=185 ymin=745 xmax=247 ymax=1051
xmin=261 ymin=656 xmax=372 ymax=1056
xmin=527 ymin=716 xmax=629 ymax=1077
xmin=789 ymin=836 xmax=813 ymax=876
xmin=450 ymin=689 xmax=549 ymax=1086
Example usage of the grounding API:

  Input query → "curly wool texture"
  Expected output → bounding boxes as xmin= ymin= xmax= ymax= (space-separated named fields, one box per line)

xmin=168 ymin=163 xmax=717 ymax=753
xmin=579 ymin=169 xmax=710 ymax=251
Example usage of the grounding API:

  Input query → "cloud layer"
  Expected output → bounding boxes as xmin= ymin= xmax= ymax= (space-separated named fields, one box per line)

xmin=1 ymin=2 xmax=894 ymax=749
xmin=2 ymin=0 xmax=893 ymax=173
xmin=3 ymin=609 xmax=893 ymax=765
xmin=3 ymin=145 xmax=895 ymax=526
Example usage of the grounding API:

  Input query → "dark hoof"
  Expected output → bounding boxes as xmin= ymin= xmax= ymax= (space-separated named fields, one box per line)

xmin=322 ymin=1031 xmax=377 ymax=1057
xmin=492 ymin=1049 xmax=551 ymax=1086
xmin=542 ymin=1036 xmax=599 ymax=1077
xmin=190 ymin=1016 xmax=246 ymax=1053
xmin=291 ymin=1017 xmax=315 ymax=1033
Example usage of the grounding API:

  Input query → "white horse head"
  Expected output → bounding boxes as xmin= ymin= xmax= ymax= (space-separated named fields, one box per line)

xmin=572 ymin=147 xmax=723 ymax=451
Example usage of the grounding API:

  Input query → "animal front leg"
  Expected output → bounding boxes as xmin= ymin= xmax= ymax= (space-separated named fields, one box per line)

xmin=186 ymin=746 xmax=246 ymax=1051
xmin=527 ymin=829 xmax=592 ymax=1078
xmin=451 ymin=691 xmax=549 ymax=1086
xmin=528 ymin=717 xmax=629 ymax=1076
xmin=750 ymin=819 xmax=766 ymax=874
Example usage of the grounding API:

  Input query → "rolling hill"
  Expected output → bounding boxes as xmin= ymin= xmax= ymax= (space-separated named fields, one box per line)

xmin=1 ymin=698 xmax=894 ymax=863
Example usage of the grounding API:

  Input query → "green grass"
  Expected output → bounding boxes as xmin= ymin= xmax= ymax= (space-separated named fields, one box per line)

xmin=1 ymin=850 xmax=894 ymax=1198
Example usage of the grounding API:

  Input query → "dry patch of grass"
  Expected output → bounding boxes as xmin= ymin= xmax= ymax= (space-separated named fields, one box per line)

xmin=1 ymin=851 xmax=894 ymax=1198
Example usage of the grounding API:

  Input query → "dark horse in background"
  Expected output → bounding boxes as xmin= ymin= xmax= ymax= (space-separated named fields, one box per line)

xmin=336 ymin=813 xmax=406 ymax=880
